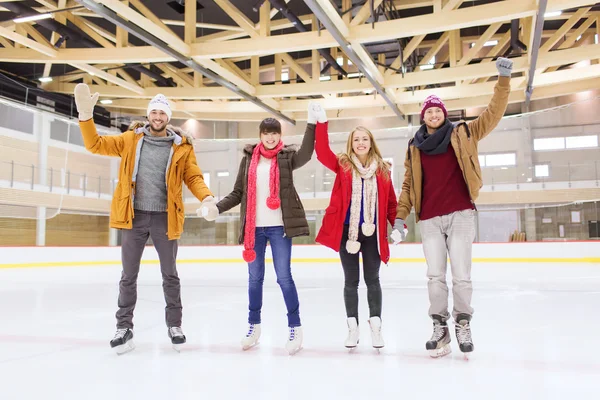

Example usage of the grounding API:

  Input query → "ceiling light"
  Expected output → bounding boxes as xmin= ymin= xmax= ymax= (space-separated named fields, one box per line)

xmin=38 ymin=77 xmax=53 ymax=83
xmin=13 ymin=13 xmax=53 ymax=23
xmin=100 ymin=99 xmax=113 ymax=105
xmin=420 ymin=64 xmax=434 ymax=70
xmin=544 ymin=11 xmax=562 ymax=18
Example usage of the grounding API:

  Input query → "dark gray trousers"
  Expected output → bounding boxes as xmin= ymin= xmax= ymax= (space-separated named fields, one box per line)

xmin=116 ymin=211 xmax=182 ymax=329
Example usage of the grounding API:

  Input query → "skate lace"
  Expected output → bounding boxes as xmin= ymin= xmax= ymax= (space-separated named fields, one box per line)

xmin=113 ymin=328 xmax=128 ymax=340
xmin=246 ymin=324 xmax=255 ymax=337
xmin=430 ymin=324 xmax=446 ymax=342
xmin=288 ymin=327 xmax=296 ymax=341
xmin=456 ymin=323 xmax=472 ymax=344
xmin=169 ymin=327 xmax=184 ymax=337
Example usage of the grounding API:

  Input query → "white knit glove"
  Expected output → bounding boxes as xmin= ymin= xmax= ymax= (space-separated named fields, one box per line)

xmin=390 ymin=218 xmax=408 ymax=244
xmin=307 ymin=101 xmax=327 ymax=124
xmin=496 ymin=57 xmax=513 ymax=77
xmin=196 ymin=196 xmax=219 ymax=221
xmin=74 ymin=83 xmax=99 ymax=121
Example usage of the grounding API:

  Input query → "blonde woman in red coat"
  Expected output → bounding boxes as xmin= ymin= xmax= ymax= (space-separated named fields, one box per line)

xmin=311 ymin=103 xmax=397 ymax=349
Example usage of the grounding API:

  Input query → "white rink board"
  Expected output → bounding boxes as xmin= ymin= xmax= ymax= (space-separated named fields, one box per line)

xmin=0 ymin=242 xmax=599 ymax=267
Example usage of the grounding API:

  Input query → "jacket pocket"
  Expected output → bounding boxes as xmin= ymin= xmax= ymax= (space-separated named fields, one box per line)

xmin=174 ymin=201 xmax=185 ymax=233
xmin=469 ymin=156 xmax=482 ymax=185
xmin=112 ymin=196 xmax=131 ymax=224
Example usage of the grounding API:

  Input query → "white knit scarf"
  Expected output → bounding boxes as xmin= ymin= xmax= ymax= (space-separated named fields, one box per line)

xmin=346 ymin=155 xmax=378 ymax=254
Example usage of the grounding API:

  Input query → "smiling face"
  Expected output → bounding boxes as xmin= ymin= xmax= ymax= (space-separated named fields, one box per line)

xmin=148 ymin=109 xmax=169 ymax=133
xmin=260 ymin=130 xmax=281 ymax=149
xmin=423 ymin=106 xmax=446 ymax=132
xmin=351 ymin=129 xmax=371 ymax=159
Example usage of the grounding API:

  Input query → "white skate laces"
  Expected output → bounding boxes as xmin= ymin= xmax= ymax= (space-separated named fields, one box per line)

xmin=113 ymin=328 xmax=128 ymax=340
xmin=169 ymin=326 xmax=184 ymax=338
xmin=430 ymin=323 xmax=446 ymax=342
xmin=456 ymin=322 xmax=472 ymax=344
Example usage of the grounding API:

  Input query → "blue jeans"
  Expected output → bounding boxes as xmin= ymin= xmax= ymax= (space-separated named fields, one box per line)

xmin=247 ymin=226 xmax=301 ymax=327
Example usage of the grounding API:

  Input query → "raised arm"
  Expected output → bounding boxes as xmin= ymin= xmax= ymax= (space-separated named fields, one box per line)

xmin=75 ymin=84 xmax=126 ymax=157
xmin=467 ymin=58 xmax=512 ymax=141
xmin=291 ymin=123 xmax=315 ymax=170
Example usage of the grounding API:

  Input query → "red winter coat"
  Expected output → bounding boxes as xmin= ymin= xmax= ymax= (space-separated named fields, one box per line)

xmin=314 ymin=122 xmax=398 ymax=264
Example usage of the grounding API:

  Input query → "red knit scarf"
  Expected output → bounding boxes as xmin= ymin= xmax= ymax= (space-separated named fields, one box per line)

xmin=243 ymin=141 xmax=284 ymax=262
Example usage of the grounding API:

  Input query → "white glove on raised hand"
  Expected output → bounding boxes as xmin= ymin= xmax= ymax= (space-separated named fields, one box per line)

xmin=496 ymin=57 xmax=513 ymax=77
xmin=196 ymin=196 xmax=219 ymax=221
xmin=74 ymin=83 xmax=99 ymax=121
xmin=390 ymin=218 xmax=408 ymax=244
xmin=307 ymin=101 xmax=327 ymax=124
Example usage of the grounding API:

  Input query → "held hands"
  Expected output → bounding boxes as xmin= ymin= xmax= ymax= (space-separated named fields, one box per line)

xmin=495 ymin=57 xmax=513 ymax=77
xmin=74 ymin=83 xmax=99 ymax=121
xmin=390 ymin=218 xmax=408 ymax=244
xmin=307 ymin=101 xmax=327 ymax=124
xmin=196 ymin=196 xmax=219 ymax=221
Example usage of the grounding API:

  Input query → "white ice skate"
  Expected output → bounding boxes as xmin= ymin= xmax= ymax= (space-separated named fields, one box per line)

xmin=241 ymin=323 xmax=261 ymax=350
xmin=110 ymin=328 xmax=135 ymax=355
xmin=285 ymin=326 xmax=303 ymax=355
xmin=168 ymin=326 xmax=186 ymax=352
xmin=369 ymin=316 xmax=384 ymax=349
xmin=345 ymin=317 xmax=359 ymax=348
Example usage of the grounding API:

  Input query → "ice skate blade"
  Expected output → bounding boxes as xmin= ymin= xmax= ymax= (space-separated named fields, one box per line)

xmin=114 ymin=340 xmax=135 ymax=355
xmin=287 ymin=346 xmax=303 ymax=356
xmin=428 ymin=344 xmax=451 ymax=358
xmin=172 ymin=343 xmax=183 ymax=352
xmin=241 ymin=340 xmax=259 ymax=351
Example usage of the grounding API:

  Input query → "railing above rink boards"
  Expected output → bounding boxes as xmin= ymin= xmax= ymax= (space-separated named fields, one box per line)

xmin=0 ymin=159 xmax=599 ymax=201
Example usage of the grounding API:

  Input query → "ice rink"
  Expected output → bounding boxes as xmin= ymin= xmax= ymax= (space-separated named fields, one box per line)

xmin=0 ymin=249 xmax=598 ymax=400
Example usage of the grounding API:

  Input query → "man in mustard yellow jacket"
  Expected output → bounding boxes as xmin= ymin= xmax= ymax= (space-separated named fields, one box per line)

xmin=75 ymin=83 xmax=217 ymax=354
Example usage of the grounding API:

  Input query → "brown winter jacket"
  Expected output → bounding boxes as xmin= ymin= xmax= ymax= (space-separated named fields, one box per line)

xmin=396 ymin=76 xmax=511 ymax=222
xmin=79 ymin=119 xmax=212 ymax=239
xmin=216 ymin=124 xmax=315 ymax=243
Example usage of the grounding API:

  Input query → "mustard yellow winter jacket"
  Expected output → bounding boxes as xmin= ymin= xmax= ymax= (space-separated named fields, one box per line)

xmin=79 ymin=119 xmax=212 ymax=239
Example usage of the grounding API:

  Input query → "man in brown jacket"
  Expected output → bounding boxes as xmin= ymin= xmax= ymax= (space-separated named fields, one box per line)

xmin=74 ymin=83 xmax=217 ymax=354
xmin=394 ymin=57 xmax=513 ymax=358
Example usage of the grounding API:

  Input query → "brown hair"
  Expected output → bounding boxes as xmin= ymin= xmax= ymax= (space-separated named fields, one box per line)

xmin=259 ymin=118 xmax=282 ymax=135
xmin=338 ymin=126 xmax=391 ymax=179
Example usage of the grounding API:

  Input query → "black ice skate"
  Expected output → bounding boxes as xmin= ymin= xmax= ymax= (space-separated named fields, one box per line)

xmin=168 ymin=327 xmax=186 ymax=352
xmin=426 ymin=315 xmax=451 ymax=358
xmin=455 ymin=314 xmax=474 ymax=355
xmin=110 ymin=328 xmax=135 ymax=355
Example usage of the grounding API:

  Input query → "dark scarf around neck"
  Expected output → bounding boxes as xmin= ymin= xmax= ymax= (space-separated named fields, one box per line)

xmin=413 ymin=119 xmax=454 ymax=155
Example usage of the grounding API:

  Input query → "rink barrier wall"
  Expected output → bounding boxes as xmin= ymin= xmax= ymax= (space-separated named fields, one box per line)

xmin=0 ymin=242 xmax=598 ymax=268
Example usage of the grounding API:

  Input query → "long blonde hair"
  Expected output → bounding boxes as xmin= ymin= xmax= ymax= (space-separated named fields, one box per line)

xmin=338 ymin=126 xmax=390 ymax=179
